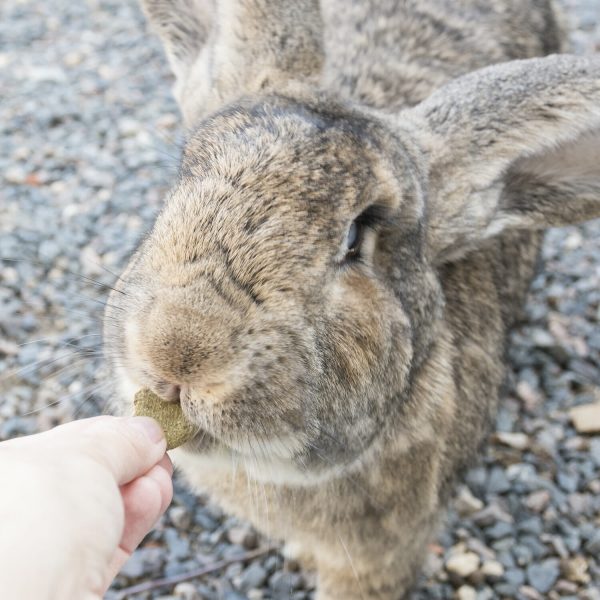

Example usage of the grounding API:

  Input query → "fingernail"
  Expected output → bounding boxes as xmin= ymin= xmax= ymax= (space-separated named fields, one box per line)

xmin=128 ymin=417 xmax=165 ymax=444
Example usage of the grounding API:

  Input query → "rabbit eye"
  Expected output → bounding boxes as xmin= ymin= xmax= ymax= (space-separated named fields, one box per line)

xmin=342 ymin=204 xmax=389 ymax=263
xmin=345 ymin=221 xmax=362 ymax=258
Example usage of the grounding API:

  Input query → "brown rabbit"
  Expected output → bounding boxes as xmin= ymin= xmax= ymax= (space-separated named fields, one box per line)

xmin=104 ymin=0 xmax=600 ymax=597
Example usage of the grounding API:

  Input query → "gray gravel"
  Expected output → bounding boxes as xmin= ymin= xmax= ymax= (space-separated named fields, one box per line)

xmin=1 ymin=1 xmax=599 ymax=599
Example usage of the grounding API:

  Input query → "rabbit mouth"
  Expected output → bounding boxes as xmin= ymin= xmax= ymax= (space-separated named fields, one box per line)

xmin=181 ymin=402 xmax=309 ymax=461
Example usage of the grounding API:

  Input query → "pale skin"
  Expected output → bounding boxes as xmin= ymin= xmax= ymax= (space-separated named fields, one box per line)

xmin=0 ymin=416 xmax=173 ymax=600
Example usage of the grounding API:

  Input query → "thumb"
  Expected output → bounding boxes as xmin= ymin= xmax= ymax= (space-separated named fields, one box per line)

xmin=10 ymin=416 xmax=168 ymax=486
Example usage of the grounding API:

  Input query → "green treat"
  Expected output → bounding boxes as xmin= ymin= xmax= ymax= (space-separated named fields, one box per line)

xmin=134 ymin=388 xmax=196 ymax=450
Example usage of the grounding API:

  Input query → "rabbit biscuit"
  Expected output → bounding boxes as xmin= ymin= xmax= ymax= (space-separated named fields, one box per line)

xmin=134 ymin=388 xmax=196 ymax=450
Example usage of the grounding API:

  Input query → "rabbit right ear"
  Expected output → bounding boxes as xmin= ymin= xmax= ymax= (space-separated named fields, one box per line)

xmin=140 ymin=0 xmax=323 ymax=125
xmin=401 ymin=54 xmax=600 ymax=264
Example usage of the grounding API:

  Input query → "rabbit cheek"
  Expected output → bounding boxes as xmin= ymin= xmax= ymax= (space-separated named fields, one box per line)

xmin=326 ymin=275 xmax=411 ymax=390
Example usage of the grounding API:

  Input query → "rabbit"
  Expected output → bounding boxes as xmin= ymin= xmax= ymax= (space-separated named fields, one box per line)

xmin=103 ymin=0 xmax=600 ymax=597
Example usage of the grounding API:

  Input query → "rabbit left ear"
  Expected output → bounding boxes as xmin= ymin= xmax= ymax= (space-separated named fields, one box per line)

xmin=141 ymin=0 xmax=324 ymax=125
xmin=401 ymin=54 xmax=600 ymax=264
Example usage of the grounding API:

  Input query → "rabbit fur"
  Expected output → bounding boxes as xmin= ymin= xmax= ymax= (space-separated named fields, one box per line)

xmin=104 ymin=0 xmax=600 ymax=597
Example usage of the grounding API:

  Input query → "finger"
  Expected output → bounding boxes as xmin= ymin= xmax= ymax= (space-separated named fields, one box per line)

xmin=54 ymin=416 xmax=167 ymax=486
xmin=156 ymin=453 xmax=174 ymax=478
xmin=103 ymin=464 xmax=174 ymax=586
xmin=120 ymin=463 xmax=174 ymax=555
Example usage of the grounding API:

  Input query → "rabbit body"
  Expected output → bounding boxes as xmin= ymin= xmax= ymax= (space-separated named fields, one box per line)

xmin=105 ymin=1 xmax=600 ymax=598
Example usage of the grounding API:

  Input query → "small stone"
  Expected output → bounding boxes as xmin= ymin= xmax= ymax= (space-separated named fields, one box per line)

xmin=505 ymin=568 xmax=526 ymax=587
xmin=466 ymin=539 xmax=495 ymax=561
xmin=519 ymin=585 xmax=544 ymax=600
xmin=38 ymin=239 xmax=61 ymax=262
xmin=456 ymin=585 xmax=477 ymax=600
xmin=455 ymin=486 xmax=484 ymax=516
xmin=555 ymin=579 xmax=578 ymax=595
xmin=557 ymin=471 xmax=579 ymax=493
xmin=590 ymin=439 xmax=600 ymax=467
xmin=563 ymin=436 xmax=588 ymax=451
xmin=223 ymin=592 xmax=248 ymax=600
xmin=485 ymin=521 xmax=514 ymax=540
xmin=526 ymin=560 xmax=560 ymax=594
xmin=487 ymin=467 xmax=511 ymax=494
xmin=238 ymin=563 xmax=268 ymax=591
xmin=0 ymin=339 xmax=19 ymax=357
xmin=446 ymin=552 xmax=480 ymax=578
xmin=525 ymin=490 xmax=551 ymax=513
xmin=588 ymin=479 xmax=600 ymax=494
xmin=173 ymin=582 xmax=201 ymax=600
xmin=472 ymin=503 xmax=513 ymax=527
xmin=227 ymin=525 xmax=259 ymax=550
xmin=560 ymin=556 xmax=590 ymax=584
xmin=517 ymin=381 xmax=542 ymax=411
xmin=546 ymin=535 xmax=569 ymax=559
xmin=584 ymin=530 xmax=600 ymax=555
xmin=481 ymin=560 xmax=504 ymax=580
xmin=164 ymin=528 xmax=190 ymax=560
xmin=120 ymin=547 xmax=165 ymax=579
xmin=4 ymin=166 xmax=27 ymax=184
xmin=422 ymin=551 xmax=444 ymax=578
xmin=568 ymin=492 xmax=591 ymax=514
xmin=518 ymin=517 xmax=543 ymax=537
xmin=169 ymin=505 xmax=193 ymax=530
xmin=494 ymin=432 xmax=530 ymax=450
xmin=569 ymin=402 xmax=600 ymax=434
xmin=269 ymin=571 xmax=303 ymax=595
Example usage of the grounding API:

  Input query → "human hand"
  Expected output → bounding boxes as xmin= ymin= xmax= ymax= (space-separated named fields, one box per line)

xmin=0 ymin=416 xmax=173 ymax=599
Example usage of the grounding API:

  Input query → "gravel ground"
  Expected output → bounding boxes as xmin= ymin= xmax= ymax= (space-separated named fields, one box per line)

xmin=1 ymin=1 xmax=599 ymax=599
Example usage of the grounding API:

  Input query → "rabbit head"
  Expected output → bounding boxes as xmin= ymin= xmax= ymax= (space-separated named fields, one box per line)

xmin=105 ymin=0 xmax=600 ymax=484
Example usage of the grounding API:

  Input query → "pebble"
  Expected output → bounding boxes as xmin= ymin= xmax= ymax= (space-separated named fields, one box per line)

xmin=526 ymin=559 xmax=561 ymax=594
xmin=486 ymin=521 xmax=514 ymax=540
xmin=487 ymin=467 xmax=512 ymax=494
xmin=494 ymin=431 xmax=530 ymax=450
xmin=456 ymin=585 xmax=477 ymax=600
xmin=169 ymin=505 xmax=193 ymax=530
xmin=525 ymin=489 xmax=551 ymax=512
xmin=238 ymin=563 xmax=269 ymax=591
xmin=472 ymin=503 xmax=513 ymax=527
xmin=561 ymin=555 xmax=590 ymax=584
xmin=227 ymin=525 xmax=259 ymax=550
xmin=519 ymin=585 xmax=544 ymax=600
xmin=446 ymin=551 xmax=480 ymax=578
xmin=584 ymin=530 xmax=600 ymax=555
xmin=173 ymin=582 xmax=201 ymax=600
xmin=569 ymin=402 xmax=600 ymax=433
xmin=120 ymin=547 xmax=165 ymax=579
xmin=223 ymin=592 xmax=248 ymax=600
xmin=590 ymin=439 xmax=600 ymax=467
xmin=455 ymin=486 xmax=485 ymax=516
xmin=555 ymin=579 xmax=579 ymax=595
xmin=480 ymin=560 xmax=504 ymax=579
xmin=269 ymin=571 xmax=303 ymax=596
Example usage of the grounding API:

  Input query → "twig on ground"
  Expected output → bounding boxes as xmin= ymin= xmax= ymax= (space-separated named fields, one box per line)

xmin=110 ymin=545 xmax=276 ymax=599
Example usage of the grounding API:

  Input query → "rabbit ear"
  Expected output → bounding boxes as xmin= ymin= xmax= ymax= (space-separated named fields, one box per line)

xmin=404 ymin=54 xmax=600 ymax=264
xmin=139 ymin=0 xmax=213 ymax=81
xmin=140 ymin=0 xmax=323 ymax=125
